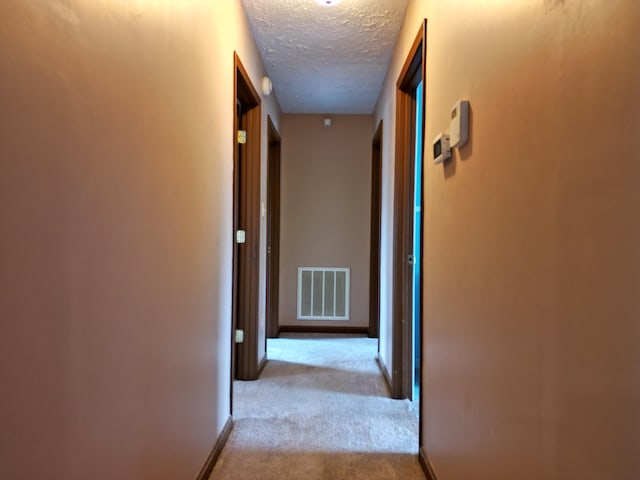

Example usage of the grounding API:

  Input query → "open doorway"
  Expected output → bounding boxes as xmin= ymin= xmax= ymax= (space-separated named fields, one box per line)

xmin=391 ymin=20 xmax=426 ymax=405
xmin=412 ymin=81 xmax=424 ymax=402
xmin=369 ymin=120 xmax=383 ymax=341
xmin=266 ymin=116 xmax=281 ymax=340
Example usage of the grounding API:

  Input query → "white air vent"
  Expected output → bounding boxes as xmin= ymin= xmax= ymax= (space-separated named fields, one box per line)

xmin=297 ymin=267 xmax=350 ymax=321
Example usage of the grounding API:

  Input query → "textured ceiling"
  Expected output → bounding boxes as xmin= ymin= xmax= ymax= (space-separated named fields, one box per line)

xmin=240 ymin=0 xmax=409 ymax=114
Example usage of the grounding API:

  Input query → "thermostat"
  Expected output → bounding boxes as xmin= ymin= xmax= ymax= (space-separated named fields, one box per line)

xmin=450 ymin=100 xmax=470 ymax=148
xmin=433 ymin=133 xmax=451 ymax=164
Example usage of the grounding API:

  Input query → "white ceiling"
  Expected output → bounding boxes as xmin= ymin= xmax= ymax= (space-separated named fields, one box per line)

xmin=240 ymin=0 xmax=409 ymax=114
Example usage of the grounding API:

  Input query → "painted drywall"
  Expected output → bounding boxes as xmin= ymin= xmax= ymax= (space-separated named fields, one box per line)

xmin=279 ymin=115 xmax=372 ymax=328
xmin=374 ymin=0 xmax=640 ymax=479
xmin=0 ymin=1 xmax=279 ymax=478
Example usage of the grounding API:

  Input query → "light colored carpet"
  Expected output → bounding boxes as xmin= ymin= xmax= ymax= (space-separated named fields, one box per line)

xmin=209 ymin=333 xmax=425 ymax=480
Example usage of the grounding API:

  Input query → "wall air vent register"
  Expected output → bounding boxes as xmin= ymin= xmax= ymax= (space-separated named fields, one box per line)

xmin=297 ymin=267 xmax=350 ymax=320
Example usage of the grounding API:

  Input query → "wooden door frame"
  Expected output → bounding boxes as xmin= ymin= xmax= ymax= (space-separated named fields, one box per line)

xmin=391 ymin=20 xmax=426 ymax=401
xmin=266 ymin=115 xmax=281 ymax=339
xmin=369 ymin=120 xmax=383 ymax=340
xmin=232 ymin=52 xmax=262 ymax=383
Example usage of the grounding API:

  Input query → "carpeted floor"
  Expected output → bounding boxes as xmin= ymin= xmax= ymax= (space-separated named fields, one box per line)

xmin=209 ymin=333 xmax=425 ymax=480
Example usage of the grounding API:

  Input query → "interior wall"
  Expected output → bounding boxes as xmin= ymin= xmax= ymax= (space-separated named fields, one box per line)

xmin=374 ymin=0 xmax=640 ymax=479
xmin=0 ymin=1 xmax=280 ymax=479
xmin=279 ymin=115 xmax=372 ymax=329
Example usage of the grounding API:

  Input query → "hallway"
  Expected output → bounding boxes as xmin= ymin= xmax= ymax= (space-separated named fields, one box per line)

xmin=2 ymin=1 xmax=639 ymax=478
xmin=210 ymin=334 xmax=424 ymax=480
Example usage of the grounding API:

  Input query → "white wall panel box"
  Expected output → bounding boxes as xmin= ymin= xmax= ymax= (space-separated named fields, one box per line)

xmin=450 ymin=100 xmax=470 ymax=148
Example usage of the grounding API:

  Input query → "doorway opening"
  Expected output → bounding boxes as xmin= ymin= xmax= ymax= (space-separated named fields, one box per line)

xmin=266 ymin=116 xmax=281 ymax=340
xmin=412 ymin=81 xmax=424 ymax=402
xmin=391 ymin=20 xmax=426 ymax=407
xmin=232 ymin=52 xmax=263 ymax=386
xmin=369 ymin=120 xmax=383 ymax=341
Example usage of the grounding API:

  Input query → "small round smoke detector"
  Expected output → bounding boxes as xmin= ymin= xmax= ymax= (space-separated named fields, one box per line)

xmin=315 ymin=0 xmax=343 ymax=6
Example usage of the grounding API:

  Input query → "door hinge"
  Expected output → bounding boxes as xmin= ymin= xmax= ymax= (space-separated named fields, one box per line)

xmin=235 ymin=329 xmax=244 ymax=344
xmin=236 ymin=230 xmax=246 ymax=244
xmin=237 ymin=130 xmax=247 ymax=144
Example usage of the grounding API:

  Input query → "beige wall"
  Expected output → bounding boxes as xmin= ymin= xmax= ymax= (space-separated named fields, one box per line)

xmin=0 ymin=1 xmax=279 ymax=478
xmin=279 ymin=115 xmax=372 ymax=328
xmin=375 ymin=0 xmax=640 ymax=479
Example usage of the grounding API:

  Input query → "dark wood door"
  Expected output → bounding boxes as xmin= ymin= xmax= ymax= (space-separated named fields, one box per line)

xmin=232 ymin=53 xmax=262 ymax=383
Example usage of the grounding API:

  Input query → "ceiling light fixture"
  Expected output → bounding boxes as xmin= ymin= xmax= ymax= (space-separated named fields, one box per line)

xmin=315 ymin=0 xmax=343 ymax=6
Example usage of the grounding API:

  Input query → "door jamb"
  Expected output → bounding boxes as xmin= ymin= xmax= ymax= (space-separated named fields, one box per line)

xmin=266 ymin=115 xmax=281 ymax=340
xmin=369 ymin=120 xmax=383 ymax=340
xmin=391 ymin=20 xmax=427 ymax=401
xmin=232 ymin=52 xmax=262 ymax=384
